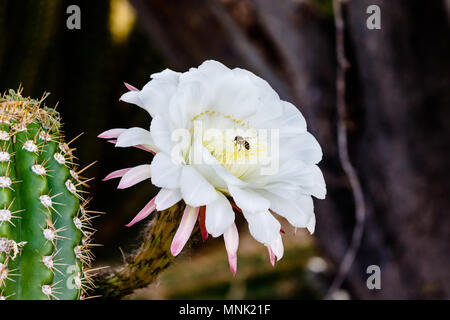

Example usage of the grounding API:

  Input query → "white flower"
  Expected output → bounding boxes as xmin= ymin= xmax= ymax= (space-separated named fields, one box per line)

xmin=99 ymin=60 xmax=326 ymax=274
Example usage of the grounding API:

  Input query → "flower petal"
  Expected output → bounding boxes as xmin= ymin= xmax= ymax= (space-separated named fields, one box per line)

xmin=307 ymin=214 xmax=316 ymax=234
xmin=118 ymin=165 xmax=151 ymax=189
xmin=223 ymin=223 xmax=239 ymax=276
xmin=120 ymin=90 xmax=144 ymax=109
xmin=171 ymin=205 xmax=199 ymax=256
xmin=150 ymin=152 xmax=182 ymax=189
xmin=269 ymin=234 xmax=284 ymax=262
xmin=243 ymin=210 xmax=281 ymax=245
xmin=205 ymin=192 xmax=235 ymax=237
xmin=198 ymin=206 xmax=208 ymax=241
xmin=116 ymin=127 xmax=157 ymax=152
xmin=180 ymin=166 xmax=218 ymax=207
xmin=194 ymin=143 xmax=247 ymax=188
xmin=281 ymin=132 xmax=323 ymax=165
xmin=277 ymin=101 xmax=307 ymax=136
xmin=139 ymin=71 xmax=180 ymax=116
xmin=98 ymin=128 xmax=126 ymax=139
xmin=155 ymin=188 xmax=182 ymax=211
xmin=124 ymin=82 xmax=138 ymax=91
xmin=228 ymin=185 xmax=270 ymax=213
xmin=150 ymin=115 xmax=176 ymax=155
xmin=263 ymin=192 xmax=314 ymax=229
xmin=267 ymin=246 xmax=275 ymax=267
xmin=126 ymin=197 xmax=156 ymax=227
xmin=308 ymin=165 xmax=326 ymax=199
xmin=103 ymin=168 xmax=132 ymax=181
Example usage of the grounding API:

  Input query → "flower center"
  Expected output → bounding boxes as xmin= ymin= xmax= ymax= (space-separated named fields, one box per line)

xmin=191 ymin=111 xmax=268 ymax=179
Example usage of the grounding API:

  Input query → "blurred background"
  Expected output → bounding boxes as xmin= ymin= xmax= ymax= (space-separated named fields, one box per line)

xmin=0 ymin=0 xmax=449 ymax=299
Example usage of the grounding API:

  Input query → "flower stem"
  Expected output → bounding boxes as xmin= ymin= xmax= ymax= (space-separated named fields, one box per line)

xmin=92 ymin=202 xmax=196 ymax=299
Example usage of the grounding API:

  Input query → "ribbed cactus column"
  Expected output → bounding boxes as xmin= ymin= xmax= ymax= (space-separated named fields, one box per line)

xmin=0 ymin=90 xmax=95 ymax=300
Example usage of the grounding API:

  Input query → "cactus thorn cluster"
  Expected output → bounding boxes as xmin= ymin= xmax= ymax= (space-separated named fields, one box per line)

xmin=0 ymin=89 xmax=99 ymax=300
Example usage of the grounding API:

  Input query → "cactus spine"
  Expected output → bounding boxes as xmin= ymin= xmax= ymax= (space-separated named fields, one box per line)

xmin=0 ymin=90 xmax=95 ymax=300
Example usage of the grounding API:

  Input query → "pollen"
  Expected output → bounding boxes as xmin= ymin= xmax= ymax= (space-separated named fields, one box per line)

xmin=201 ymin=127 xmax=265 ymax=179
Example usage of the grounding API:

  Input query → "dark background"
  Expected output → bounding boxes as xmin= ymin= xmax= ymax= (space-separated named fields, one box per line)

xmin=0 ymin=0 xmax=449 ymax=299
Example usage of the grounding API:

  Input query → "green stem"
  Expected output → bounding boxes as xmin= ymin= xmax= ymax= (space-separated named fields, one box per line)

xmin=92 ymin=202 xmax=198 ymax=299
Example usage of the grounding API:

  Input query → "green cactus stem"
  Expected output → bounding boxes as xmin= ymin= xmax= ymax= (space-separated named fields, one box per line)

xmin=0 ymin=89 xmax=96 ymax=300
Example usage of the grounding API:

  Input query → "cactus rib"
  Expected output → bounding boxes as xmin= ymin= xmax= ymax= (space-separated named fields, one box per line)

xmin=0 ymin=89 xmax=96 ymax=300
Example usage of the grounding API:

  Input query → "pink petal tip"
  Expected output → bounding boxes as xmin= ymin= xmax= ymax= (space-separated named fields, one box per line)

xmin=125 ymin=197 xmax=156 ymax=227
xmin=267 ymin=247 xmax=275 ymax=267
xmin=124 ymin=82 xmax=139 ymax=92
xmin=228 ymin=254 xmax=237 ymax=276
xmin=98 ymin=129 xmax=126 ymax=139
xmin=170 ymin=206 xmax=199 ymax=256
xmin=103 ymin=168 xmax=132 ymax=181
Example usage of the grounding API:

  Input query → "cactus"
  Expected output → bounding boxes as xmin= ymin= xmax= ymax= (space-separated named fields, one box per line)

xmin=0 ymin=89 xmax=96 ymax=300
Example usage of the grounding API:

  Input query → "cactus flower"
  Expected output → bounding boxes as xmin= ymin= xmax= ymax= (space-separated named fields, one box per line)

xmin=100 ymin=60 xmax=326 ymax=274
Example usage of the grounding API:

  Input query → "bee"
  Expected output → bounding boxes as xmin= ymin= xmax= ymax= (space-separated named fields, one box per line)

xmin=234 ymin=136 xmax=250 ymax=151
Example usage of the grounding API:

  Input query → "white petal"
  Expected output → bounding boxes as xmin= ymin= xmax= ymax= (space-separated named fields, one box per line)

xmin=150 ymin=116 xmax=176 ymax=155
xmin=116 ymin=127 xmax=157 ymax=152
xmin=168 ymin=81 xmax=211 ymax=129
xmin=180 ymin=166 xmax=218 ymax=207
xmin=269 ymin=234 xmax=284 ymax=261
xmin=300 ymin=165 xmax=326 ymax=199
xmin=120 ymin=91 xmax=145 ymax=110
xmin=118 ymin=165 xmax=151 ymax=189
xmin=228 ymin=185 xmax=270 ymax=213
xmin=223 ymin=223 xmax=239 ymax=275
xmin=191 ymin=143 xmax=247 ymax=190
xmin=281 ymin=132 xmax=323 ymax=165
xmin=155 ymin=188 xmax=182 ymax=211
xmin=150 ymin=152 xmax=182 ymax=189
xmin=205 ymin=192 xmax=235 ymax=237
xmin=243 ymin=210 xmax=281 ymax=245
xmin=139 ymin=75 xmax=178 ymax=116
xmin=278 ymin=101 xmax=307 ymax=136
xmin=209 ymin=72 xmax=260 ymax=119
xmin=98 ymin=128 xmax=126 ymax=139
xmin=103 ymin=168 xmax=131 ymax=181
xmin=307 ymin=214 xmax=316 ymax=234
xmin=264 ymin=192 xmax=314 ymax=229
xmin=197 ymin=60 xmax=231 ymax=79
xmin=150 ymin=68 xmax=181 ymax=83
xmin=171 ymin=205 xmax=199 ymax=256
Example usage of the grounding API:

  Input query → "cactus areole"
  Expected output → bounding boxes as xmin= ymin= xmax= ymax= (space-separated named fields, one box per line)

xmin=0 ymin=90 xmax=95 ymax=300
